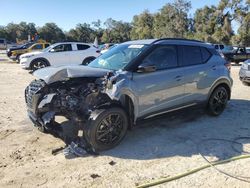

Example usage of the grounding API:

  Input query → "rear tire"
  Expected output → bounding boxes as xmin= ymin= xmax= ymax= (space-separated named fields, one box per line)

xmin=84 ymin=107 xmax=128 ymax=152
xmin=16 ymin=54 xmax=21 ymax=63
xmin=207 ymin=86 xmax=229 ymax=116
xmin=31 ymin=59 xmax=49 ymax=71
xmin=82 ymin=56 xmax=96 ymax=65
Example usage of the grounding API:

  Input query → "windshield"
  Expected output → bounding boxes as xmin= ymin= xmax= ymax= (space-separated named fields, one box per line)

xmin=42 ymin=43 xmax=56 ymax=52
xmin=23 ymin=42 xmax=34 ymax=48
xmin=88 ymin=44 xmax=148 ymax=70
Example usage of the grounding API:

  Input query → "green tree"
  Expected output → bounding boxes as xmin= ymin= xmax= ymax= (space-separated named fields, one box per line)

xmin=102 ymin=18 xmax=131 ymax=43
xmin=0 ymin=26 xmax=8 ymax=39
xmin=37 ymin=23 xmax=65 ymax=43
xmin=153 ymin=0 xmax=191 ymax=38
xmin=66 ymin=23 xmax=95 ymax=42
xmin=232 ymin=0 xmax=250 ymax=45
xmin=130 ymin=10 xmax=154 ymax=39
xmin=193 ymin=6 xmax=218 ymax=42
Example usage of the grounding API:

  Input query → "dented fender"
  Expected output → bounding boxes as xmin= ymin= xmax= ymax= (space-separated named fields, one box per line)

xmin=104 ymin=72 xmax=139 ymax=121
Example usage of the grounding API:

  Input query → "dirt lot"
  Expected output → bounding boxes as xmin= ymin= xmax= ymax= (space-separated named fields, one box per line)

xmin=0 ymin=52 xmax=250 ymax=188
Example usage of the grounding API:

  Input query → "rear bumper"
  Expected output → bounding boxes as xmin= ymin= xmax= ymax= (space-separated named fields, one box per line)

xmin=9 ymin=55 xmax=17 ymax=60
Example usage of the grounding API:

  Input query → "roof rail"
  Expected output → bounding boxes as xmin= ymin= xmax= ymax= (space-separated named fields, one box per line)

xmin=152 ymin=38 xmax=205 ymax=44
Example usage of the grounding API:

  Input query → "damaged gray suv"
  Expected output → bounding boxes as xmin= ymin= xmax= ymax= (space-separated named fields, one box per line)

xmin=25 ymin=38 xmax=233 ymax=151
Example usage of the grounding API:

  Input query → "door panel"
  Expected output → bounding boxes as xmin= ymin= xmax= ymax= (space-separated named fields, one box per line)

xmin=131 ymin=45 xmax=185 ymax=117
xmin=132 ymin=69 xmax=185 ymax=117
xmin=178 ymin=45 xmax=216 ymax=104
xmin=47 ymin=44 xmax=72 ymax=66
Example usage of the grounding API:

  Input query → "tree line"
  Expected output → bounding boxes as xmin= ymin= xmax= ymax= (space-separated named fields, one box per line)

xmin=0 ymin=0 xmax=249 ymax=46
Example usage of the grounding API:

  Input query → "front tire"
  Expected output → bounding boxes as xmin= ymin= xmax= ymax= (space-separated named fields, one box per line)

xmin=31 ymin=59 xmax=48 ymax=71
xmin=207 ymin=86 xmax=229 ymax=116
xmin=84 ymin=107 xmax=128 ymax=152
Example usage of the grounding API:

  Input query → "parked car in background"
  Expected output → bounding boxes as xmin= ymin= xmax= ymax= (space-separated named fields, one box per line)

xmin=9 ymin=42 xmax=50 ymax=62
xmin=20 ymin=42 xmax=100 ymax=71
xmin=101 ymin=43 xmax=118 ymax=54
xmin=223 ymin=47 xmax=250 ymax=64
xmin=0 ymin=38 xmax=7 ymax=49
xmin=239 ymin=59 xmax=250 ymax=86
xmin=246 ymin=47 xmax=250 ymax=53
xmin=24 ymin=38 xmax=232 ymax=151
xmin=7 ymin=42 xmax=34 ymax=57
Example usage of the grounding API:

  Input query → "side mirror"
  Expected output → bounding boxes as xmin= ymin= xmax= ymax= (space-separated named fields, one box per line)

xmin=50 ymin=49 xmax=55 ymax=52
xmin=137 ymin=65 xmax=156 ymax=73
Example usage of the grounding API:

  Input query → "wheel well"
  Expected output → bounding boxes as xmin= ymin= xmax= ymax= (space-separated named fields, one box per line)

xmin=212 ymin=83 xmax=231 ymax=100
xmin=120 ymin=95 xmax=135 ymax=128
xmin=30 ymin=58 xmax=50 ymax=69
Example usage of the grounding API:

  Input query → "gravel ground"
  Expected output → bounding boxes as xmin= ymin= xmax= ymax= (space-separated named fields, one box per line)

xmin=0 ymin=53 xmax=250 ymax=188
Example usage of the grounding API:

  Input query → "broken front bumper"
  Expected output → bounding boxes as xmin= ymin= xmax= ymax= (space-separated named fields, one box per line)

xmin=25 ymin=80 xmax=56 ymax=128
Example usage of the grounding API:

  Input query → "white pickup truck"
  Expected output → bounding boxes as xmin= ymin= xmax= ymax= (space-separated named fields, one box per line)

xmin=20 ymin=42 xmax=100 ymax=71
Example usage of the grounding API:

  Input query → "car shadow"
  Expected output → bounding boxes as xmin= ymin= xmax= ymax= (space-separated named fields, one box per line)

xmin=56 ymin=99 xmax=250 ymax=160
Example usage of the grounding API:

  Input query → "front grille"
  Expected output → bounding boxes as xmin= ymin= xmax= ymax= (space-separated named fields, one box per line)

xmin=25 ymin=80 xmax=46 ymax=109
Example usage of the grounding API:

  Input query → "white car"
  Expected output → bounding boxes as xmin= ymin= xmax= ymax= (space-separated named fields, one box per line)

xmin=20 ymin=42 xmax=100 ymax=71
xmin=239 ymin=59 xmax=250 ymax=86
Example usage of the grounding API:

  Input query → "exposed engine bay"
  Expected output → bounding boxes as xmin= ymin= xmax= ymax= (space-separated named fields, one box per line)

xmin=25 ymin=75 xmax=114 ymax=131
xmin=25 ymin=66 xmax=133 ymax=153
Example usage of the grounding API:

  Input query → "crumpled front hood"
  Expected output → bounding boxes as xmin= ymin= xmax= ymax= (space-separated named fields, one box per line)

xmin=33 ymin=65 xmax=111 ymax=84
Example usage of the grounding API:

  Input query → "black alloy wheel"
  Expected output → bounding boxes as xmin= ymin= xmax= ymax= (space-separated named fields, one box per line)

xmin=208 ymin=86 xmax=228 ymax=116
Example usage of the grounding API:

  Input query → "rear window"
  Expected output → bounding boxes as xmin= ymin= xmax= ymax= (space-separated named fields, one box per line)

xmin=201 ymin=47 xmax=211 ymax=62
xmin=33 ymin=44 xmax=43 ymax=49
xmin=180 ymin=46 xmax=202 ymax=66
xmin=77 ymin=44 xmax=90 ymax=50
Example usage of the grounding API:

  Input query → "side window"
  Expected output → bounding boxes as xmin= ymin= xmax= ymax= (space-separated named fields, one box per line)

xmin=45 ymin=44 xmax=50 ymax=48
xmin=142 ymin=45 xmax=178 ymax=70
xmin=32 ymin=44 xmax=43 ymax=50
xmin=200 ymin=47 xmax=211 ymax=62
xmin=180 ymin=46 xmax=202 ymax=66
xmin=52 ymin=44 xmax=72 ymax=52
xmin=77 ymin=44 xmax=90 ymax=50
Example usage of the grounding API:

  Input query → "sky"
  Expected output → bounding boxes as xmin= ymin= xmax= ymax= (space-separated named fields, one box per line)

xmin=1 ymin=0 xmax=222 ymax=31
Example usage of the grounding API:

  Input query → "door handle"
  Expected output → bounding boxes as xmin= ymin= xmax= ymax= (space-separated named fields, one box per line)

xmin=175 ymin=75 xmax=182 ymax=79
xmin=175 ymin=75 xmax=182 ymax=81
xmin=211 ymin=65 xmax=216 ymax=70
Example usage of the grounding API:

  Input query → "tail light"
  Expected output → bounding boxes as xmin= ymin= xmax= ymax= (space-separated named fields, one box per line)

xmin=224 ymin=62 xmax=231 ymax=72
